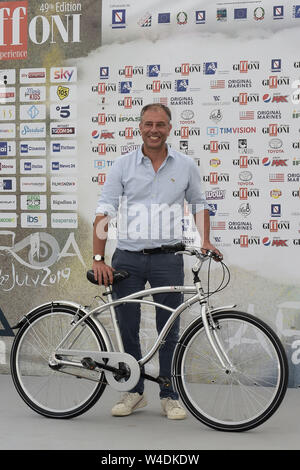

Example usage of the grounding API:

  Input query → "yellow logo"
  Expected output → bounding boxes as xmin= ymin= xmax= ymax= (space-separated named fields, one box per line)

xmin=57 ymin=86 xmax=69 ymax=100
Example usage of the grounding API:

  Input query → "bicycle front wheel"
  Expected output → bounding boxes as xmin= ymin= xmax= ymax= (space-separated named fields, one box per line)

xmin=11 ymin=305 xmax=108 ymax=419
xmin=173 ymin=310 xmax=288 ymax=432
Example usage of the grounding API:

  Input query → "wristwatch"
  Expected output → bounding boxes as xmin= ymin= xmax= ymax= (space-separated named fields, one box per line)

xmin=93 ymin=254 xmax=105 ymax=262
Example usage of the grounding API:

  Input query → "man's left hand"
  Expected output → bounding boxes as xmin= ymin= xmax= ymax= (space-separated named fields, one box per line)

xmin=200 ymin=242 xmax=223 ymax=261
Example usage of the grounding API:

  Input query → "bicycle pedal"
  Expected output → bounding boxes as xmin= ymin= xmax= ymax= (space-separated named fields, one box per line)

xmin=81 ymin=357 xmax=97 ymax=370
xmin=157 ymin=376 xmax=171 ymax=387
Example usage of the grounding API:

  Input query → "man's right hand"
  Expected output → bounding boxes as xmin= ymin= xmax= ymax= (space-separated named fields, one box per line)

xmin=92 ymin=261 xmax=115 ymax=287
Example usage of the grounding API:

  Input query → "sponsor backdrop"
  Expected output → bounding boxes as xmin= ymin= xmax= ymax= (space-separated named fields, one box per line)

xmin=0 ymin=0 xmax=300 ymax=385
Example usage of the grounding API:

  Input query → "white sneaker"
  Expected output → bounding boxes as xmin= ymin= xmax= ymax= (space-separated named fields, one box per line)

xmin=111 ymin=392 xmax=147 ymax=417
xmin=161 ymin=398 xmax=187 ymax=420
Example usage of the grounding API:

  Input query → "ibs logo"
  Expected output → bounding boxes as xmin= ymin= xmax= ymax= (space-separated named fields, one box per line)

xmin=0 ymin=1 xmax=28 ymax=60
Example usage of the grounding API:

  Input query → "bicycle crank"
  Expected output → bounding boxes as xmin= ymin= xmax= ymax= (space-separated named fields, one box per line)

xmin=54 ymin=349 xmax=141 ymax=391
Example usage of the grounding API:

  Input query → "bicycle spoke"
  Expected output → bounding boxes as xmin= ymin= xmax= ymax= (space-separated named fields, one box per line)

xmin=12 ymin=310 xmax=107 ymax=417
xmin=174 ymin=311 xmax=287 ymax=430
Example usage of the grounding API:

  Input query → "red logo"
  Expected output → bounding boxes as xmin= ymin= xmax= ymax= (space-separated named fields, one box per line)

xmin=181 ymin=127 xmax=189 ymax=138
xmin=98 ymin=113 xmax=106 ymax=125
xmin=181 ymin=63 xmax=189 ymax=75
xmin=269 ymin=76 xmax=277 ymax=89
xmin=152 ymin=80 xmax=160 ymax=93
xmin=240 ymin=188 xmax=248 ymax=200
xmin=125 ymin=127 xmax=133 ymax=139
xmin=240 ymin=235 xmax=248 ymax=247
xmin=269 ymin=124 xmax=277 ymax=136
xmin=239 ymin=61 xmax=248 ymax=73
xmin=210 ymin=172 xmax=218 ymax=185
xmin=124 ymin=97 xmax=132 ymax=108
xmin=97 ymin=83 xmax=106 ymax=94
xmin=0 ymin=1 xmax=28 ymax=60
xmin=125 ymin=66 xmax=133 ymax=78
xmin=98 ymin=173 xmax=106 ymax=185
xmin=98 ymin=144 xmax=106 ymax=155
xmin=270 ymin=220 xmax=278 ymax=232
xmin=239 ymin=156 xmax=248 ymax=168
xmin=239 ymin=93 xmax=247 ymax=105
xmin=210 ymin=141 xmax=218 ymax=153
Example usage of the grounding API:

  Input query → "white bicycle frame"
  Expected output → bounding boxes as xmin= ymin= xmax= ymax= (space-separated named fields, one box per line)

xmin=51 ymin=264 xmax=236 ymax=390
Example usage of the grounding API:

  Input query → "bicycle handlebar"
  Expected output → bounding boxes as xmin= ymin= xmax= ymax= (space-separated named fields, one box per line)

xmin=161 ymin=243 xmax=222 ymax=262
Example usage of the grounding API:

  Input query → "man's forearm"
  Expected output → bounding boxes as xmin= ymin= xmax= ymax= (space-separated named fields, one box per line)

xmin=93 ymin=214 xmax=109 ymax=256
xmin=193 ymin=209 xmax=211 ymax=244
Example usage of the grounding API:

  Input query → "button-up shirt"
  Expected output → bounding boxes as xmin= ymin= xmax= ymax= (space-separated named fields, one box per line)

xmin=95 ymin=145 xmax=209 ymax=251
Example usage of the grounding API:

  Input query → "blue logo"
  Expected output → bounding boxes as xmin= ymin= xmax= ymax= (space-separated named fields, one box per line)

xmin=100 ymin=67 xmax=109 ymax=79
xmin=3 ymin=179 xmax=12 ymax=190
xmin=195 ymin=10 xmax=205 ymax=24
xmin=94 ymin=160 xmax=105 ymax=169
xmin=119 ymin=81 xmax=132 ymax=93
xmin=21 ymin=144 xmax=28 ymax=153
xmin=263 ymin=237 xmax=271 ymax=246
xmin=52 ymin=162 xmax=60 ymax=171
xmin=273 ymin=6 xmax=284 ymax=19
xmin=158 ymin=13 xmax=170 ymax=23
xmin=204 ymin=62 xmax=217 ymax=75
xmin=207 ymin=127 xmax=218 ymax=136
xmin=263 ymin=94 xmax=272 ymax=103
xmin=234 ymin=8 xmax=247 ymax=19
xmin=27 ymin=105 xmax=39 ymax=119
xmin=147 ymin=65 xmax=160 ymax=77
xmin=271 ymin=204 xmax=281 ymax=217
xmin=271 ymin=59 xmax=281 ymax=72
xmin=24 ymin=162 xmax=31 ymax=170
xmin=175 ymin=79 xmax=188 ymax=92
xmin=0 ymin=142 xmax=8 ymax=155
xmin=209 ymin=204 xmax=217 ymax=216
xmin=52 ymin=143 xmax=61 ymax=152
xmin=56 ymin=105 xmax=71 ymax=119
xmin=112 ymin=9 xmax=126 ymax=28
xmin=293 ymin=5 xmax=300 ymax=17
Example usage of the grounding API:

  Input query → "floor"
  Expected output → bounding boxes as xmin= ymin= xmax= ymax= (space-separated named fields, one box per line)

xmin=0 ymin=374 xmax=299 ymax=452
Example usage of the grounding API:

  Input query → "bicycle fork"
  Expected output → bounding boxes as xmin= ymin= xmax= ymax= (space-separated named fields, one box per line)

xmin=195 ymin=282 xmax=234 ymax=373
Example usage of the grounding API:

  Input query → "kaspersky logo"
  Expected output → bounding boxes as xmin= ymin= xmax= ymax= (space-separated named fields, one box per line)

xmin=0 ymin=1 xmax=28 ymax=60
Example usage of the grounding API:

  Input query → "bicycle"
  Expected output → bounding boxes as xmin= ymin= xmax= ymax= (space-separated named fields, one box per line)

xmin=10 ymin=243 xmax=288 ymax=432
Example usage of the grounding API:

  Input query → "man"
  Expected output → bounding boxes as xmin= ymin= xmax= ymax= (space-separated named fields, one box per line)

xmin=93 ymin=103 xmax=221 ymax=420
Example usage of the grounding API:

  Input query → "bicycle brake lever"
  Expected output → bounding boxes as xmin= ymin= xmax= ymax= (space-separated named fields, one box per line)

xmin=175 ymin=250 xmax=193 ymax=256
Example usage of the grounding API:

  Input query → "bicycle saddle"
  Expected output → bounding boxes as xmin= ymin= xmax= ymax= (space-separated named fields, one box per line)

xmin=86 ymin=269 xmax=130 ymax=286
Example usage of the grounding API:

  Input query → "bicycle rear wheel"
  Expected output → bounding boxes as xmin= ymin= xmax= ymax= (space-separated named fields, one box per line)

xmin=10 ymin=305 xmax=107 ymax=419
xmin=173 ymin=310 xmax=288 ymax=431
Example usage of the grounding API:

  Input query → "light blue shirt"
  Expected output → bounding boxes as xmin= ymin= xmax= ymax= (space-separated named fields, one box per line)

xmin=95 ymin=145 xmax=210 ymax=251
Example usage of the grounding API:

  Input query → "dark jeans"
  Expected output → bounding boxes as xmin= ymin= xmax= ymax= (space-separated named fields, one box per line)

xmin=111 ymin=248 xmax=184 ymax=399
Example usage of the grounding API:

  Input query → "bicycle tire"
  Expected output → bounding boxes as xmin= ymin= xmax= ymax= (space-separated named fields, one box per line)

xmin=172 ymin=310 xmax=288 ymax=432
xmin=10 ymin=304 xmax=108 ymax=419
